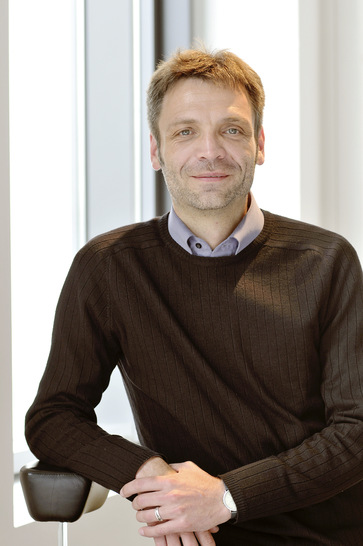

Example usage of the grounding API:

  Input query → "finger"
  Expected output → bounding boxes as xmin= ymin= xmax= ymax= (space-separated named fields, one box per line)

xmin=179 ymin=532 xmax=199 ymax=545
xmin=132 ymin=491 xmax=164 ymax=511
xmin=140 ymin=521 xmax=183 ymax=539
xmin=165 ymin=534 xmax=187 ymax=546
xmin=140 ymin=525 xmax=214 ymax=542
xmin=136 ymin=507 xmax=169 ymax=525
xmin=195 ymin=530 xmax=217 ymax=545
xmin=121 ymin=476 xmax=164 ymax=498
xmin=154 ymin=537 xmax=167 ymax=546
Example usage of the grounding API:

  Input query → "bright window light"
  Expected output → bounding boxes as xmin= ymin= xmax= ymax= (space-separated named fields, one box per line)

xmin=9 ymin=0 xmax=78 ymax=461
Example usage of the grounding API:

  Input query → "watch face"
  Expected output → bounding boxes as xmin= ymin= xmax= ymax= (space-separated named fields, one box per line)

xmin=224 ymin=489 xmax=237 ymax=512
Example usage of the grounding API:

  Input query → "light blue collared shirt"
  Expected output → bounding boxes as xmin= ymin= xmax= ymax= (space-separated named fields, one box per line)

xmin=168 ymin=193 xmax=264 ymax=257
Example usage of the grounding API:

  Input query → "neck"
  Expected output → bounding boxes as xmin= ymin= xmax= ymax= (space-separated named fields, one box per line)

xmin=174 ymin=196 xmax=249 ymax=250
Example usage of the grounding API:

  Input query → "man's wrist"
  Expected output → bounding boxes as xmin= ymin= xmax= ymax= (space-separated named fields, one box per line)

xmin=135 ymin=456 xmax=175 ymax=478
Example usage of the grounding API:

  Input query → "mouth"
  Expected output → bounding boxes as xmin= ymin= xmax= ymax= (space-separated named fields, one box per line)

xmin=191 ymin=173 xmax=230 ymax=181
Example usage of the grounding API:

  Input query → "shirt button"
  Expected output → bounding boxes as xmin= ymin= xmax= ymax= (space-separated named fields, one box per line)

xmin=196 ymin=243 xmax=202 ymax=249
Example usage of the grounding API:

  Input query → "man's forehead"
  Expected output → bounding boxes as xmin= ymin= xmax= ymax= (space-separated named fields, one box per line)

xmin=160 ymin=78 xmax=254 ymax=124
xmin=164 ymin=77 xmax=249 ymax=100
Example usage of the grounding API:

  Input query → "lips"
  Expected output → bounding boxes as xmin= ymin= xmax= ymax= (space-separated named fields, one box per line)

xmin=192 ymin=173 xmax=229 ymax=180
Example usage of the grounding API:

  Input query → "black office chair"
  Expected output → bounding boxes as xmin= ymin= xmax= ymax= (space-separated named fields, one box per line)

xmin=20 ymin=461 xmax=109 ymax=546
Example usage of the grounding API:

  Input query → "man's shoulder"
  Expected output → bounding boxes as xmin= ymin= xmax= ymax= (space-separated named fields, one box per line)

xmin=83 ymin=216 xmax=166 ymax=255
xmin=72 ymin=216 xmax=168 ymax=270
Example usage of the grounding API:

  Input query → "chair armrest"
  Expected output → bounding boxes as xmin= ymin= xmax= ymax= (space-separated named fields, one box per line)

xmin=20 ymin=461 xmax=109 ymax=522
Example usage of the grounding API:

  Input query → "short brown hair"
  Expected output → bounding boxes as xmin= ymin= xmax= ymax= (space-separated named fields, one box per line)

xmin=147 ymin=47 xmax=265 ymax=145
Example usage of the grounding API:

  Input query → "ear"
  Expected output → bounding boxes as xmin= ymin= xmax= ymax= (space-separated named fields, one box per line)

xmin=256 ymin=127 xmax=265 ymax=166
xmin=150 ymin=134 xmax=161 ymax=171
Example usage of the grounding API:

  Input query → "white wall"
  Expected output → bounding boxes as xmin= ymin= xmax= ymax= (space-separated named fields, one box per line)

xmin=300 ymin=0 xmax=363 ymax=262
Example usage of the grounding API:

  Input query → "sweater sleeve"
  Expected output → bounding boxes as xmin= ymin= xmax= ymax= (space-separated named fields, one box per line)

xmin=25 ymin=241 xmax=162 ymax=492
xmin=220 ymin=239 xmax=363 ymax=524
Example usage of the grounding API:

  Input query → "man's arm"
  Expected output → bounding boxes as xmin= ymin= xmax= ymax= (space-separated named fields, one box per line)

xmin=218 ymin=239 xmax=363 ymax=524
xmin=25 ymin=240 xmax=161 ymax=491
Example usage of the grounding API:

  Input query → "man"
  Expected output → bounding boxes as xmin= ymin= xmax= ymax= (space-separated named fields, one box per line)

xmin=26 ymin=48 xmax=363 ymax=545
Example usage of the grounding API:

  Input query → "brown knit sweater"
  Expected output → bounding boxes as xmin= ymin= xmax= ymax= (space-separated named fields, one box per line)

xmin=26 ymin=211 xmax=363 ymax=545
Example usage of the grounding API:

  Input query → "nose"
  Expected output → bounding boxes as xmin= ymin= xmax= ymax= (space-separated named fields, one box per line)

xmin=196 ymin=132 xmax=226 ymax=162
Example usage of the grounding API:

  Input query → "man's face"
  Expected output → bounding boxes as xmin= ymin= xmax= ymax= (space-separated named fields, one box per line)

xmin=150 ymin=78 xmax=265 ymax=217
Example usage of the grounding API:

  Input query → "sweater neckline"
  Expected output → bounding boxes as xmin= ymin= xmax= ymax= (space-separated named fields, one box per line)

xmin=157 ymin=210 xmax=273 ymax=266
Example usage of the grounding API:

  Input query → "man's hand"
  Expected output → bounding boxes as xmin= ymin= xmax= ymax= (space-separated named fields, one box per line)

xmin=120 ymin=460 xmax=230 ymax=541
xmin=121 ymin=457 xmax=219 ymax=545
xmin=136 ymin=457 xmax=206 ymax=545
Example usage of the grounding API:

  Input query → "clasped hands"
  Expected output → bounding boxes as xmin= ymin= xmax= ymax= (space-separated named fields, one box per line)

xmin=120 ymin=457 xmax=231 ymax=545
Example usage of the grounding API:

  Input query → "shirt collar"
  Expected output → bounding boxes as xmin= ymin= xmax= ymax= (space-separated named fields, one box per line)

xmin=168 ymin=192 xmax=264 ymax=256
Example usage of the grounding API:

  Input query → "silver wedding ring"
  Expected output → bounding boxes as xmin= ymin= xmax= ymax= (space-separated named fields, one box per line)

xmin=155 ymin=506 xmax=164 ymax=522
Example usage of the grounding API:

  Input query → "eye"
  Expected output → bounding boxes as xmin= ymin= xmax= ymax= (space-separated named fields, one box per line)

xmin=225 ymin=127 xmax=240 ymax=135
xmin=179 ymin=129 xmax=192 ymax=136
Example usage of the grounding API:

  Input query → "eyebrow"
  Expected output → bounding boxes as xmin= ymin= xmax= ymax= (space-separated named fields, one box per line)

xmin=167 ymin=116 xmax=253 ymax=131
xmin=166 ymin=119 xmax=198 ymax=130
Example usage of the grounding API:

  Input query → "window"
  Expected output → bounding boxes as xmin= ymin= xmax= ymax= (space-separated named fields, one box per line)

xmin=10 ymin=2 xmax=157 ymax=506
xmin=9 ymin=2 xmax=155 ymax=526
xmin=10 ymin=0 xmax=82 ymax=471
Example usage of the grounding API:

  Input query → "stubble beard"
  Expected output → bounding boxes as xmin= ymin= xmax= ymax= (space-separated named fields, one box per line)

xmin=160 ymin=157 xmax=256 ymax=213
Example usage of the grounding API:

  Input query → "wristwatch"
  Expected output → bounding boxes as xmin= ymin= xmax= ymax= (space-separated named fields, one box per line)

xmin=222 ymin=487 xmax=238 ymax=520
